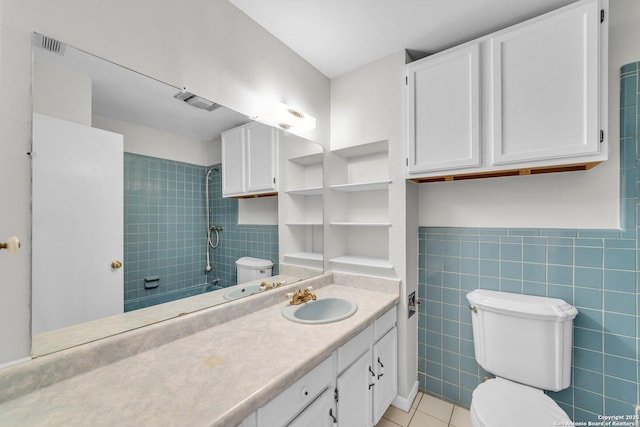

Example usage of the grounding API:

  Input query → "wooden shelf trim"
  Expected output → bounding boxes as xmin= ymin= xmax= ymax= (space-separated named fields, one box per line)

xmin=232 ymin=191 xmax=278 ymax=199
xmin=409 ymin=162 xmax=601 ymax=183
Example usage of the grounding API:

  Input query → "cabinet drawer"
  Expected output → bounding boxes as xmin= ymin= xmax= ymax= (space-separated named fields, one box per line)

xmin=258 ymin=353 xmax=336 ymax=426
xmin=338 ymin=324 xmax=373 ymax=372
xmin=375 ymin=306 xmax=397 ymax=340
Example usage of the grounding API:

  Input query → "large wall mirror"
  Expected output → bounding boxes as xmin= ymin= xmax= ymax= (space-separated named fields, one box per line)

xmin=31 ymin=34 xmax=323 ymax=357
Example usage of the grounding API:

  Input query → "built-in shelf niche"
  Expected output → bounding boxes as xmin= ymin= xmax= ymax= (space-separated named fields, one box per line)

xmin=326 ymin=140 xmax=393 ymax=276
xmin=281 ymin=146 xmax=324 ymax=270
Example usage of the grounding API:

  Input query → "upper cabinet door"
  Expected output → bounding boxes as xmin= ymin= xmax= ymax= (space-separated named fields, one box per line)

xmin=221 ymin=126 xmax=246 ymax=197
xmin=246 ymin=122 xmax=277 ymax=193
xmin=407 ymin=43 xmax=481 ymax=174
xmin=490 ymin=0 xmax=602 ymax=165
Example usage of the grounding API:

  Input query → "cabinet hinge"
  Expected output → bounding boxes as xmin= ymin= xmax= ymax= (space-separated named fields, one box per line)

xmin=405 ymin=76 xmax=408 ymax=85
xmin=273 ymin=177 xmax=276 ymax=184
xmin=334 ymin=387 xmax=339 ymax=403
xmin=406 ymin=158 xmax=408 ymax=166
xmin=600 ymin=130 xmax=604 ymax=143
xmin=600 ymin=9 xmax=605 ymax=23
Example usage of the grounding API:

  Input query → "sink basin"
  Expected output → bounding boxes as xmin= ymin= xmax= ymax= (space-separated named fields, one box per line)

xmin=223 ymin=283 xmax=261 ymax=301
xmin=282 ymin=297 xmax=358 ymax=324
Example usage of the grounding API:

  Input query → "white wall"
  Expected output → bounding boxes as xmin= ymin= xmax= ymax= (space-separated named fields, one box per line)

xmin=0 ymin=0 xmax=329 ymax=366
xmin=93 ymin=114 xmax=211 ymax=166
xmin=418 ymin=0 xmax=640 ymax=229
xmin=33 ymin=60 xmax=92 ymax=126
xmin=206 ymin=137 xmax=223 ymax=166
xmin=329 ymin=50 xmax=418 ymax=404
xmin=238 ymin=197 xmax=278 ymax=225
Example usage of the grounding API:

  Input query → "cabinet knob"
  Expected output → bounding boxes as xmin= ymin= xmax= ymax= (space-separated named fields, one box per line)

xmin=111 ymin=260 xmax=123 ymax=269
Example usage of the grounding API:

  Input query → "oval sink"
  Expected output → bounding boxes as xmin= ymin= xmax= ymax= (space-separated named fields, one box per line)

xmin=282 ymin=297 xmax=358 ymax=324
xmin=223 ymin=283 xmax=261 ymax=301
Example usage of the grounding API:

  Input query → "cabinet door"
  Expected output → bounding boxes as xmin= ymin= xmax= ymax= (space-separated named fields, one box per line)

xmin=490 ymin=0 xmax=602 ymax=165
xmin=407 ymin=43 xmax=481 ymax=174
xmin=221 ymin=126 xmax=245 ymax=197
xmin=287 ymin=388 xmax=337 ymax=427
xmin=372 ymin=327 xmax=398 ymax=425
xmin=238 ymin=412 xmax=257 ymax=427
xmin=246 ymin=122 xmax=277 ymax=193
xmin=337 ymin=350 xmax=373 ymax=427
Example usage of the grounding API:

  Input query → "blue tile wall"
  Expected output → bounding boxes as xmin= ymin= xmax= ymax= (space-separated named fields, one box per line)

xmin=123 ymin=156 xmax=278 ymax=310
xmin=417 ymin=62 xmax=640 ymax=420
xmin=206 ymin=164 xmax=279 ymax=288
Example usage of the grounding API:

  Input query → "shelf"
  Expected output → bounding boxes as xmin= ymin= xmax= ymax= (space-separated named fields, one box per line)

xmin=285 ymin=187 xmax=323 ymax=196
xmin=330 ymin=222 xmax=391 ymax=227
xmin=288 ymin=152 xmax=323 ymax=165
xmin=286 ymin=221 xmax=323 ymax=226
xmin=331 ymin=140 xmax=388 ymax=159
xmin=330 ymin=180 xmax=391 ymax=192
xmin=328 ymin=255 xmax=394 ymax=270
xmin=284 ymin=252 xmax=323 ymax=262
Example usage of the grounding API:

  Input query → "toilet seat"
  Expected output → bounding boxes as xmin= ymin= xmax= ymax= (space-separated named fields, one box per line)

xmin=470 ymin=377 xmax=571 ymax=427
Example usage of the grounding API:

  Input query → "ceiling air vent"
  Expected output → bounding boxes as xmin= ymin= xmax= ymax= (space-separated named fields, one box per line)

xmin=33 ymin=33 xmax=66 ymax=56
xmin=173 ymin=90 xmax=221 ymax=112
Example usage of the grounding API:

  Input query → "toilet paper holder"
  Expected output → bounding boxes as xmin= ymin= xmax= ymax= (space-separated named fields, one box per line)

xmin=1 ymin=236 xmax=21 ymax=255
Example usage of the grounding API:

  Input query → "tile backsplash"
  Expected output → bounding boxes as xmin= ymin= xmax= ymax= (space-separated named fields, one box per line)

xmin=417 ymin=62 xmax=640 ymax=421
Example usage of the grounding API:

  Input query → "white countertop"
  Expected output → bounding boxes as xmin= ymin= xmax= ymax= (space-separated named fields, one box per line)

xmin=0 ymin=283 xmax=398 ymax=426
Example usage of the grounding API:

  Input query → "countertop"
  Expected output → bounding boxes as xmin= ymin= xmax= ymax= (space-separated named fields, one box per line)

xmin=0 ymin=282 xmax=398 ymax=426
xmin=31 ymin=275 xmax=299 ymax=357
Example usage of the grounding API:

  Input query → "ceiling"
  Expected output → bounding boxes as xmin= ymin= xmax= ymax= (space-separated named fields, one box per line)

xmin=34 ymin=39 xmax=250 ymax=142
xmin=229 ymin=0 xmax=578 ymax=78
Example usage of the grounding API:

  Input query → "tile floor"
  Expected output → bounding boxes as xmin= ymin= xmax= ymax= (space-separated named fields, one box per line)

xmin=376 ymin=392 xmax=472 ymax=427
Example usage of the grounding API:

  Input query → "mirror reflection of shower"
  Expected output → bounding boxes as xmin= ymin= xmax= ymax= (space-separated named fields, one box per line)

xmin=205 ymin=166 xmax=223 ymax=287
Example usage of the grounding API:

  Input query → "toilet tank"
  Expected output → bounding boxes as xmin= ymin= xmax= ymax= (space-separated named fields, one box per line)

xmin=236 ymin=257 xmax=273 ymax=285
xmin=466 ymin=290 xmax=578 ymax=391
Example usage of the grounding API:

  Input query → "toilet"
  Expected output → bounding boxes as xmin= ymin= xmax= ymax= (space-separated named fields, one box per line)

xmin=466 ymin=289 xmax=578 ymax=427
xmin=235 ymin=256 xmax=273 ymax=285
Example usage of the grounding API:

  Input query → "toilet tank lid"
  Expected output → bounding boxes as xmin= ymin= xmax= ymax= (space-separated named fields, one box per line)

xmin=235 ymin=257 xmax=273 ymax=268
xmin=466 ymin=289 xmax=577 ymax=321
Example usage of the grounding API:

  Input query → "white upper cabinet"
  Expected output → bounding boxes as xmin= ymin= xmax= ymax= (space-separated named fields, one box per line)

xmin=491 ymin=0 xmax=602 ymax=165
xmin=221 ymin=126 xmax=245 ymax=196
xmin=406 ymin=0 xmax=608 ymax=181
xmin=246 ymin=122 xmax=277 ymax=193
xmin=222 ymin=122 xmax=278 ymax=198
xmin=407 ymin=44 xmax=481 ymax=174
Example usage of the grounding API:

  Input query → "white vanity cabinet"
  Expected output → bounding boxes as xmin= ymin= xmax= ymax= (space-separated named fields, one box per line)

xmin=406 ymin=0 xmax=608 ymax=182
xmin=335 ymin=307 xmax=397 ymax=427
xmin=288 ymin=388 xmax=337 ymax=427
xmin=222 ymin=121 xmax=278 ymax=198
xmin=250 ymin=305 xmax=397 ymax=427
xmin=256 ymin=353 xmax=336 ymax=427
xmin=372 ymin=326 xmax=398 ymax=423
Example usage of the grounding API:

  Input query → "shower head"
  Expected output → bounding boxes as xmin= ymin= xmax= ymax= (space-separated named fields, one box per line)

xmin=206 ymin=167 xmax=219 ymax=180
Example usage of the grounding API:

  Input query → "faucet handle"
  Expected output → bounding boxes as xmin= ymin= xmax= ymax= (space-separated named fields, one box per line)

xmin=286 ymin=292 xmax=294 ymax=299
xmin=305 ymin=286 xmax=313 ymax=291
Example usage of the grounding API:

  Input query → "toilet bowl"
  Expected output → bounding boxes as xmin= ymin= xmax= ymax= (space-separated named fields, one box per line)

xmin=466 ymin=290 xmax=578 ymax=427
xmin=469 ymin=378 xmax=571 ymax=427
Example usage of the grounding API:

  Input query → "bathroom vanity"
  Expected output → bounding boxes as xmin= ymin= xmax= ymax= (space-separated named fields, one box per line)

xmin=0 ymin=273 xmax=399 ymax=426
